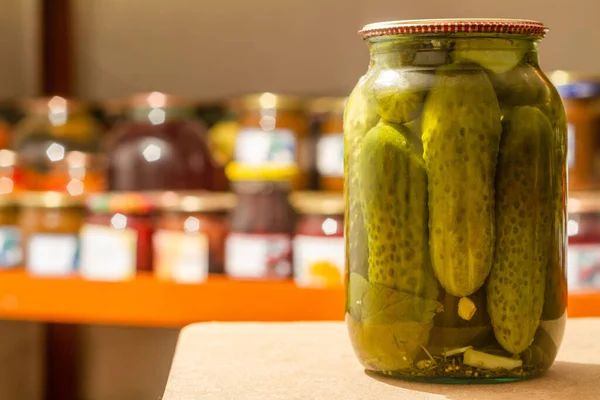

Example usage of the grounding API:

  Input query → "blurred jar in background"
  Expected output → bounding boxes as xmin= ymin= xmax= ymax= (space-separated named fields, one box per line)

xmin=0 ymin=101 xmax=15 ymax=150
xmin=20 ymin=191 xmax=84 ymax=276
xmin=106 ymin=92 xmax=226 ymax=191
xmin=13 ymin=96 xmax=102 ymax=191
xmin=207 ymin=98 xmax=240 ymax=169
xmin=290 ymin=192 xmax=344 ymax=287
xmin=551 ymin=71 xmax=600 ymax=192
xmin=196 ymin=101 xmax=226 ymax=130
xmin=80 ymin=192 xmax=155 ymax=281
xmin=315 ymin=97 xmax=345 ymax=192
xmin=91 ymin=98 xmax=128 ymax=132
xmin=236 ymin=93 xmax=308 ymax=189
xmin=306 ymin=97 xmax=331 ymax=190
xmin=224 ymin=163 xmax=296 ymax=279
xmin=0 ymin=195 xmax=21 ymax=269
xmin=37 ymin=151 xmax=105 ymax=194
xmin=0 ymin=150 xmax=26 ymax=193
xmin=568 ymin=191 xmax=600 ymax=291
xmin=155 ymin=191 xmax=235 ymax=281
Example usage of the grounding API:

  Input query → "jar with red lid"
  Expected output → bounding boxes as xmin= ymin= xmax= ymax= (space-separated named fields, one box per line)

xmin=79 ymin=192 xmax=155 ymax=281
xmin=105 ymin=92 xmax=226 ymax=192
xmin=236 ymin=93 xmax=308 ymax=189
xmin=154 ymin=191 xmax=235 ymax=282
xmin=224 ymin=163 xmax=296 ymax=279
xmin=290 ymin=192 xmax=344 ymax=287
xmin=567 ymin=191 xmax=600 ymax=291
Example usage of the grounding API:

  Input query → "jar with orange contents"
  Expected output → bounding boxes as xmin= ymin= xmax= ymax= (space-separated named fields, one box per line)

xmin=290 ymin=192 xmax=344 ymax=287
xmin=236 ymin=93 xmax=308 ymax=189
xmin=154 ymin=191 xmax=235 ymax=282
xmin=38 ymin=151 xmax=105 ymax=194
xmin=0 ymin=150 xmax=26 ymax=194
xmin=315 ymin=98 xmax=346 ymax=191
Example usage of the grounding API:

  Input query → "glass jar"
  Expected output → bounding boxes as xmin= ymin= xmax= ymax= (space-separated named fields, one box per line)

xmin=20 ymin=192 xmax=84 ymax=276
xmin=14 ymin=97 xmax=102 ymax=190
xmin=236 ymin=93 xmax=308 ymax=189
xmin=224 ymin=163 xmax=296 ymax=279
xmin=105 ymin=92 xmax=226 ymax=192
xmin=566 ymin=191 xmax=600 ymax=291
xmin=207 ymin=99 xmax=240 ymax=169
xmin=290 ymin=192 xmax=344 ymax=287
xmin=0 ymin=150 xmax=26 ymax=194
xmin=315 ymin=98 xmax=346 ymax=192
xmin=345 ymin=19 xmax=567 ymax=382
xmin=0 ymin=195 xmax=21 ymax=269
xmin=79 ymin=192 xmax=155 ymax=281
xmin=35 ymin=151 xmax=105 ymax=194
xmin=154 ymin=191 xmax=235 ymax=281
xmin=550 ymin=72 xmax=600 ymax=191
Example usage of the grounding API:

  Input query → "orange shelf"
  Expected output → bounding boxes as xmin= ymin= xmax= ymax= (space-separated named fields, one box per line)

xmin=0 ymin=270 xmax=345 ymax=327
xmin=0 ymin=269 xmax=596 ymax=326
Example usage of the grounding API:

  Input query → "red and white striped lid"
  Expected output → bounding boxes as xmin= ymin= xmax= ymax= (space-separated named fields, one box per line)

xmin=359 ymin=19 xmax=548 ymax=40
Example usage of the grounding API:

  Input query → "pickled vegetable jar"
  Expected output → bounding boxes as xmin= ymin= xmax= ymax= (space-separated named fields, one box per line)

xmin=155 ymin=191 xmax=235 ymax=280
xmin=236 ymin=93 xmax=308 ymax=189
xmin=20 ymin=192 xmax=84 ymax=276
xmin=290 ymin=192 xmax=344 ymax=287
xmin=345 ymin=19 xmax=567 ymax=382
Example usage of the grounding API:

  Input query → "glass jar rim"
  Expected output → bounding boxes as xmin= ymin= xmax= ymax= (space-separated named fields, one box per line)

xmin=360 ymin=19 xmax=547 ymax=41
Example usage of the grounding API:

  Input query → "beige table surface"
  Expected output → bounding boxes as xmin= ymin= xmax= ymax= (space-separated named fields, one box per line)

xmin=162 ymin=318 xmax=600 ymax=400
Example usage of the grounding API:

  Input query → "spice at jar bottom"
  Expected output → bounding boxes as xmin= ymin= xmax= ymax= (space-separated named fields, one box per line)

xmin=345 ymin=19 xmax=567 ymax=383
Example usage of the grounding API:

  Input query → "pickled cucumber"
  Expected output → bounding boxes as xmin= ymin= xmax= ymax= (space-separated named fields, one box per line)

xmin=357 ymin=122 xmax=438 ymax=300
xmin=488 ymin=106 xmax=553 ymax=354
xmin=422 ymin=64 xmax=502 ymax=298
xmin=344 ymin=76 xmax=379 ymax=278
xmin=453 ymin=38 xmax=528 ymax=74
xmin=372 ymin=70 xmax=431 ymax=124
xmin=489 ymin=64 xmax=550 ymax=107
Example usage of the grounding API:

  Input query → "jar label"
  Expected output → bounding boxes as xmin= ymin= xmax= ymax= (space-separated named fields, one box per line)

xmin=568 ymin=243 xmax=600 ymax=290
xmin=316 ymin=133 xmax=344 ymax=177
xmin=235 ymin=128 xmax=296 ymax=166
xmin=293 ymin=235 xmax=345 ymax=287
xmin=79 ymin=224 xmax=137 ymax=281
xmin=0 ymin=226 xmax=21 ymax=268
xmin=27 ymin=234 xmax=78 ymax=276
xmin=225 ymin=233 xmax=292 ymax=278
xmin=153 ymin=229 xmax=209 ymax=284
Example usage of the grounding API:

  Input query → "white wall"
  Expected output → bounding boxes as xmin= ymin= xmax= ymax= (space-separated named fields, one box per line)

xmin=73 ymin=0 xmax=600 ymax=100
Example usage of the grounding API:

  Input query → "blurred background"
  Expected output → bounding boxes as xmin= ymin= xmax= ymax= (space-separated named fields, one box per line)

xmin=0 ymin=1 xmax=598 ymax=400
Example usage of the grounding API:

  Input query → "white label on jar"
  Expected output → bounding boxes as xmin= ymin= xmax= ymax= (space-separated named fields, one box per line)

xmin=567 ymin=123 xmax=575 ymax=169
xmin=317 ymin=133 xmax=344 ymax=177
xmin=235 ymin=127 xmax=296 ymax=166
xmin=27 ymin=234 xmax=78 ymax=276
xmin=154 ymin=230 xmax=209 ymax=284
xmin=225 ymin=233 xmax=292 ymax=278
xmin=79 ymin=225 xmax=137 ymax=281
xmin=293 ymin=234 xmax=345 ymax=287
xmin=568 ymin=243 xmax=600 ymax=291
xmin=0 ymin=226 xmax=21 ymax=268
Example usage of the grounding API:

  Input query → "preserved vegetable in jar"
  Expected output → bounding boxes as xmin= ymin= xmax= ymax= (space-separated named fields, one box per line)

xmin=225 ymin=163 xmax=296 ymax=279
xmin=155 ymin=191 xmax=235 ymax=281
xmin=20 ymin=192 xmax=84 ymax=276
xmin=36 ymin=151 xmax=105 ymax=194
xmin=345 ymin=19 xmax=566 ymax=382
xmin=236 ymin=93 xmax=308 ymax=189
xmin=105 ymin=92 xmax=226 ymax=191
xmin=314 ymin=98 xmax=346 ymax=192
xmin=566 ymin=191 xmax=600 ymax=291
xmin=550 ymin=72 xmax=600 ymax=191
xmin=290 ymin=192 xmax=344 ymax=287
xmin=80 ymin=192 xmax=154 ymax=281
xmin=0 ymin=195 xmax=21 ymax=268
xmin=14 ymin=97 xmax=102 ymax=190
